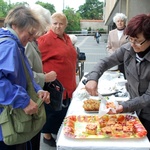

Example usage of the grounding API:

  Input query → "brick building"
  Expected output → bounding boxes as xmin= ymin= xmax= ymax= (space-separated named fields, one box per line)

xmin=80 ymin=19 xmax=108 ymax=32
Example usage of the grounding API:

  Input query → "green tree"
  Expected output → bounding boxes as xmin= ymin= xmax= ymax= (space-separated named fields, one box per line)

xmin=77 ymin=0 xmax=103 ymax=20
xmin=36 ymin=1 xmax=56 ymax=14
xmin=0 ymin=1 xmax=81 ymax=33
xmin=9 ymin=2 xmax=29 ymax=10
xmin=0 ymin=0 xmax=10 ymax=17
xmin=63 ymin=7 xmax=81 ymax=32
xmin=0 ymin=0 xmax=56 ymax=18
xmin=0 ymin=0 xmax=29 ymax=18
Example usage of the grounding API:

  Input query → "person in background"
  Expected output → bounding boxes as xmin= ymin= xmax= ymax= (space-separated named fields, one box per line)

xmin=69 ymin=34 xmax=80 ymax=73
xmin=25 ymin=4 xmax=57 ymax=150
xmin=106 ymin=13 xmax=128 ymax=76
xmin=85 ymin=13 xmax=150 ymax=141
xmin=94 ymin=29 xmax=101 ymax=44
xmin=37 ymin=12 xmax=77 ymax=147
xmin=0 ymin=5 xmax=50 ymax=150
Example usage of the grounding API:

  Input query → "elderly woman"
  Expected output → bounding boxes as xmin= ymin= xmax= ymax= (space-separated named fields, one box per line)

xmin=25 ymin=4 xmax=57 ymax=150
xmin=0 ymin=6 xmax=50 ymax=150
xmin=85 ymin=14 xmax=150 ymax=141
xmin=25 ymin=4 xmax=57 ymax=89
xmin=69 ymin=34 xmax=80 ymax=73
xmin=106 ymin=13 xmax=128 ymax=76
xmin=38 ymin=12 xmax=77 ymax=147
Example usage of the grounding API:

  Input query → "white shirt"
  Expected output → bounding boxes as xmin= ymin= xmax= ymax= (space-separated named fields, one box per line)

xmin=117 ymin=30 xmax=124 ymax=40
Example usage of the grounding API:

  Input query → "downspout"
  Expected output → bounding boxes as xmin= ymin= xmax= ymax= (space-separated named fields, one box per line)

xmin=126 ymin=0 xmax=129 ymax=22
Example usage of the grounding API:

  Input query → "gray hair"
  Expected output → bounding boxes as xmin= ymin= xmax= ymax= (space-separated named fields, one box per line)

xmin=69 ymin=34 xmax=78 ymax=45
xmin=113 ymin=13 xmax=127 ymax=23
xmin=30 ymin=4 xmax=51 ymax=32
xmin=4 ymin=5 xmax=45 ymax=37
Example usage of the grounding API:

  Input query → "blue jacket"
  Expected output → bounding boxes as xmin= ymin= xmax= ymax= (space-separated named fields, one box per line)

xmin=0 ymin=27 xmax=42 ymax=141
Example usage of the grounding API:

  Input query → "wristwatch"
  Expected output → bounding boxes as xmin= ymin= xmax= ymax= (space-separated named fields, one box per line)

xmin=82 ymin=79 xmax=88 ymax=85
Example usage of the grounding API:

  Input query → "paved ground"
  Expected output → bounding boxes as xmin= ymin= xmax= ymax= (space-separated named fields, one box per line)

xmin=40 ymin=35 xmax=108 ymax=150
xmin=76 ymin=36 xmax=108 ymax=73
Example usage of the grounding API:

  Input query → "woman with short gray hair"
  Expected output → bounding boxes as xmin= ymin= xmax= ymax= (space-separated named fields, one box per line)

xmin=113 ymin=13 xmax=127 ymax=24
xmin=25 ymin=5 xmax=57 ymax=149
xmin=106 ymin=13 xmax=128 ymax=77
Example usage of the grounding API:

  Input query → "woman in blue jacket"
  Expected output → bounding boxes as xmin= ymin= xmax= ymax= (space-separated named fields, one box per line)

xmin=0 ymin=6 xmax=50 ymax=150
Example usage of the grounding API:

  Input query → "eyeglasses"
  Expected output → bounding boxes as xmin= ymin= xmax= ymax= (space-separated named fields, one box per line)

xmin=127 ymin=36 xmax=147 ymax=46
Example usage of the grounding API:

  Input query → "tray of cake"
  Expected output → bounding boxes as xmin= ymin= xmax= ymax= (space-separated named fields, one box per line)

xmin=63 ymin=114 xmax=147 ymax=139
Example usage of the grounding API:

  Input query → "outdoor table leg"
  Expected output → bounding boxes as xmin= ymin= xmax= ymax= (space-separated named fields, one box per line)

xmin=80 ymin=60 xmax=85 ymax=80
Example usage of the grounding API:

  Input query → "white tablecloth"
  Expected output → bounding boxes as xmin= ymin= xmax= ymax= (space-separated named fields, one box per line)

xmin=56 ymin=71 xmax=150 ymax=150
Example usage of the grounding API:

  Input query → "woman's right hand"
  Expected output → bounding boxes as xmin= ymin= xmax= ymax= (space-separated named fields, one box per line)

xmin=23 ymin=99 xmax=38 ymax=115
xmin=45 ymin=71 xmax=57 ymax=82
xmin=85 ymin=80 xmax=98 ymax=96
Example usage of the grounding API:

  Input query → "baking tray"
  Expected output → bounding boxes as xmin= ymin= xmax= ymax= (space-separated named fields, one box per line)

xmin=63 ymin=114 xmax=147 ymax=139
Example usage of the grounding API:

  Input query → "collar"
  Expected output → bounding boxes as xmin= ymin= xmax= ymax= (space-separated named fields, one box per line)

xmin=50 ymin=30 xmax=69 ymax=42
xmin=0 ymin=27 xmax=25 ymax=53
xmin=117 ymin=28 xmax=125 ymax=31
xmin=6 ymin=24 xmax=19 ymax=39
xmin=124 ymin=43 xmax=150 ymax=62
xmin=137 ymin=46 xmax=150 ymax=58
xmin=50 ymin=30 xmax=66 ymax=39
xmin=4 ymin=25 xmax=23 ymax=48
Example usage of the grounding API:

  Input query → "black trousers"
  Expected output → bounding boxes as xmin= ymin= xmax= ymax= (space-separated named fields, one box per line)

xmin=0 ymin=142 xmax=27 ymax=150
xmin=0 ymin=135 xmax=40 ymax=150
xmin=42 ymin=98 xmax=71 ymax=134
xmin=139 ymin=117 xmax=150 ymax=141
xmin=29 ymin=132 xmax=40 ymax=150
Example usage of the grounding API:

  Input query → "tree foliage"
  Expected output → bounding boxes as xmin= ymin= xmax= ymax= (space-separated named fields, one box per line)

xmin=0 ymin=0 xmax=10 ymax=17
xmin=63 ymin=7 xmax=81 ymax=32
xmin=0 ymin=0 xmax=103 ymax=32
xmin=0 ymin=0 xmax=56 ymax=18
xmin=77 ymin=0 xmax=103 ymax=20
xmin=36 ymin=1 xmax=56 ymax=14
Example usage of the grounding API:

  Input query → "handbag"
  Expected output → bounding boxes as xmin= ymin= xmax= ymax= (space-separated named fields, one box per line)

xmin=0 ymin=50 xmax=46 ymax=145
xmin=43 ymin=79 xmax=64 ymax=111
xmin=79 ymin=52 xmax=86 ymax=60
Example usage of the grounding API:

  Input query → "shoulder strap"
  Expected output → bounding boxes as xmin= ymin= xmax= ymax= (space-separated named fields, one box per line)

xmin=0 ymin=37 xmax=36 ymax=95
xmin=0 ymin=37 xmax=31 ymax=83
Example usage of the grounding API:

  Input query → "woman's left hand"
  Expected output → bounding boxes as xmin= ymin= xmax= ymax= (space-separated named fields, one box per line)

xmin=85 ymin=80 xmax=98 ymax=96
xmin=37 ymin=90 xmax=50 ymax=104
xmin=108 ymin=104 xmax=123 ymax=114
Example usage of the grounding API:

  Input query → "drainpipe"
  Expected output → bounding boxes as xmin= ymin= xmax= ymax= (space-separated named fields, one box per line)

xmin=126 ymin=0 xmax=129 ymax=22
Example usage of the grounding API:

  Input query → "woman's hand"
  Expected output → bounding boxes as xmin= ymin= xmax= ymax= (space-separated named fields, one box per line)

xmin=38 ymin=90 xmax=50 ymax=104
xmin=107 ymin=105 xmax=123 ymax=114
xmin=45 ymin=71 xmax=57 ymax=82
xmin=85 ymin=80 xmax=98 ymax=96
xmin=116 ymin=105 xmax=123 ymax=113
xmin=23 ymin=90 xmax=50 ymax=115
xmin=23 ymin=99 xmax=38 ymax=115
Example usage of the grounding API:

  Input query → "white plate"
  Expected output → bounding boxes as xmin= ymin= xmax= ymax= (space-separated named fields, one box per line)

xmin=89 ymin=96 xmax=101 ymax=100
xmin=109 ymin=95 xmax=129 ymax=102
xmin=98 ymin=90 xmax=117 ymax=96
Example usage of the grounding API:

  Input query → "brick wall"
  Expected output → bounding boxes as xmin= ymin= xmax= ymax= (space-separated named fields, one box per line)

xmin=80 ymin=20 xmax=108 ymax=31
